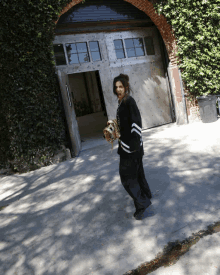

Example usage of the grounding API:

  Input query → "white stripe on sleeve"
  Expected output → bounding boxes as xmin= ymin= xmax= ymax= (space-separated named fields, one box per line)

xmin=121 ymin=141 xmax=130 ymax=149
xmin=131 ymin=128 xmax=142 ymax=136
xmin=131 ymin=123 xmax=142 ymax=132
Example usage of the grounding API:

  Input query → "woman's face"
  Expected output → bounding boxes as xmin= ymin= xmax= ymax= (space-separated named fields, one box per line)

xmin=115 ymin=81 xmax=127 ymax=101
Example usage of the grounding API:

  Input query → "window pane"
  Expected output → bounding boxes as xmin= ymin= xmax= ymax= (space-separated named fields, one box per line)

xmin=53 ymin=44 xmax=66 ymax=65
xmin=115 ymin=49 xmax=125 ymax=59
xmin=144 ymin=37 xmax=155 ymax=55
xmin=133 ymin=38 xmax=144 ymax=48
xmin=76 ymin=42 xmax=88 ymax=53
xmin=135 ymin=47 xmax=145 ymax=56
xmin=89 ymin=41 xmax=99 ymax=52
xmin=68 ymin=54 xmax=79 ymax=64
xmin=66 ymin=43 xmax=77 ymax=54
xmin=114 ymin=39 xmax=123 ymax=49
xmin=66 ymin=44 xmax=79 ymax=64
xmin=91 ymin=51 xmax=101 ymax=61
xmin=124 ymin=39 xmax=134 ymax=49
xmin=55 ymin=54 xmax=67 ymax=66
xmin=78 ymin=53 xmax=90 ymax=63
xmin=53 ymin=44 xmax=65 ymax=55
xmin=126 ymin=48 xmax=136 ymax=58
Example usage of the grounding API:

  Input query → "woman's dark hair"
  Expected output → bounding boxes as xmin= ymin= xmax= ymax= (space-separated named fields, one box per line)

xmin=113 ymin=73 xmax=132 ymax=101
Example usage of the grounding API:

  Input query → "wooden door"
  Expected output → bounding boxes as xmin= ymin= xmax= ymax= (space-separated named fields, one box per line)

xmin=104 ymin=28 xmax=173 ymax=129
xmin=57 ymin=70 xmax=81 ymax=157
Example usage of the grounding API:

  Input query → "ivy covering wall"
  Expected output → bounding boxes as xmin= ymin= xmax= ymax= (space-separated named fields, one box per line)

xmin=0 ymin=0 xmax=219 ymax=172
xmin=154 ymin=0 xmax=220 ymax=98
xmin=0 ymin=0 xmax=71 ymax=172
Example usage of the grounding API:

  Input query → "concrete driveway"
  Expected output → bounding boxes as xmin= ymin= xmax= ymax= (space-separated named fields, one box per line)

xmin=0 ymin=119 xmax=220 ymax=275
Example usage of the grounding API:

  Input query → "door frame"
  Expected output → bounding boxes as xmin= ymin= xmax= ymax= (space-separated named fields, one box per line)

xmin=157 ymin=29 xmax=176 ymax=123
xmin=57 ymin=69 xmax=82 ymax=157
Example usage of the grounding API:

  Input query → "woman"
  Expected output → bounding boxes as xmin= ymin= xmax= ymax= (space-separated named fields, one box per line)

xmin=113 ymin=73 xmax=154 ymax=220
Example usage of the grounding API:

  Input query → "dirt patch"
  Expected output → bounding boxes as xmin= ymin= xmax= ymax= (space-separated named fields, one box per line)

xmin=124 ymin=221 xmax=220 ymax=275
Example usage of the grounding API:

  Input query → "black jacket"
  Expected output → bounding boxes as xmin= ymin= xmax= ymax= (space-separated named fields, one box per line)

xmin=116 ymin=95 xmax=144 ymax=158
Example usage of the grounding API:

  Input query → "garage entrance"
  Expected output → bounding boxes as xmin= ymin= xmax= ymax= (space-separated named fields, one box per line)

xmin=54 ymin=0 xmax=176 ymax=156
xmin=55 ymin=28 xmax=175 ymax=155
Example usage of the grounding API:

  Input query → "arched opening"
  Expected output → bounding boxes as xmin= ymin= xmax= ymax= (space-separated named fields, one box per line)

xmin=56 ymin=0 xmax=178 ymax=65
xmin=54 ymin=0 xmax=188 ymax=155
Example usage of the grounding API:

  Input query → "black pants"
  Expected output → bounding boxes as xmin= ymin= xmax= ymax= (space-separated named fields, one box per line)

xmin=119 ymin=156 xmax=152 ymax=211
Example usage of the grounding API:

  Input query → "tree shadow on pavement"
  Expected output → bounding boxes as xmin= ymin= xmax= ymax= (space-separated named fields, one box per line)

xmin=0 ymin=121 xmax=220 ymax=275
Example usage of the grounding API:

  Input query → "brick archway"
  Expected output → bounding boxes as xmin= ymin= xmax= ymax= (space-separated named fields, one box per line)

xmin=56 ymin=0 xmax=178 ymax=66
xmin=56 ymin=0 xmax=189 ymax=125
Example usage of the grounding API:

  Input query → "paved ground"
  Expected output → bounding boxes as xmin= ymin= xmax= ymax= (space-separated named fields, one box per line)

xmin=0 ymin=119 xmax=220 ymax=275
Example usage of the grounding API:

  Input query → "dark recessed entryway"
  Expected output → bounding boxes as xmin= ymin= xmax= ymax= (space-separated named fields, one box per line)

xmin=68 ymin=70 xmax=108 ymax=147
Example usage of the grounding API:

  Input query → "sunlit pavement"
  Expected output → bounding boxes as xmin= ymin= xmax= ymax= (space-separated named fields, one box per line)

xmin=0 ymin=119 xmax=220 ymax=275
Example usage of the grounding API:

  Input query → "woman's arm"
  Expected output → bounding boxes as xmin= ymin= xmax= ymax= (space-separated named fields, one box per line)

xmin=127 ymin=97 xmax=142 ymax=152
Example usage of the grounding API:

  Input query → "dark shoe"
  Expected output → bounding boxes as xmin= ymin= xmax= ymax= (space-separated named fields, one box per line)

xmin=133 ymin=202 xmax=152 ymax=218
xmin=134 ymin=206 xmax=155 ymax=220
xmin=133 ymin=209 xmax=140 ymax=218
xmin=134 ymin=208 xmax=146 ymax=220
xmin=133 ymin=206 xmax=146 ymax=217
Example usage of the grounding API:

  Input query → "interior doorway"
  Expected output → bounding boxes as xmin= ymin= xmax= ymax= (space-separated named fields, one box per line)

xmin=68 ymin=70 xmax=108 ymax=149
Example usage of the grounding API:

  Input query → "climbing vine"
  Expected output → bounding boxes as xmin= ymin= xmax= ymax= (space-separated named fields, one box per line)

xmin=154 ymin=0 xmax=220 ymax=97
xmin=0 ymin=0 xmax=71 ymax=172
xmin=0 ymin=0 xmax=219 ymax=172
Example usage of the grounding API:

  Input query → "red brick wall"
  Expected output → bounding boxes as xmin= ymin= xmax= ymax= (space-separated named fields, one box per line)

xmin=124 ymin=0 xmax=178 ymax=66
xmin=185 ymin=94 xmax=201 ymax=122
